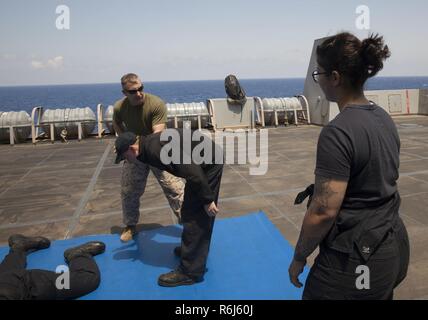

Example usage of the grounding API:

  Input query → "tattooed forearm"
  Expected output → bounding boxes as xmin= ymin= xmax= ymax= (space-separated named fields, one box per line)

xmin=293 ymin=176 xmax=346 ymax=262
xmin=311 ymin=176 xmax=339 ymax=215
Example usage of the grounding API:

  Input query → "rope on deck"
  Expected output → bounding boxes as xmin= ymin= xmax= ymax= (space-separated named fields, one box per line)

xmin=64 ymin=141 xmax=112 ymax=239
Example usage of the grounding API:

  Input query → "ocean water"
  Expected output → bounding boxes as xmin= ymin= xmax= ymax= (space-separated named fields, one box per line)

xmin=0 ymin=77 xmax=428 ymax=114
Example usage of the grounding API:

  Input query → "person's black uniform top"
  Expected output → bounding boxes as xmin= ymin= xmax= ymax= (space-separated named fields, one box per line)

xmin=137 ymin=129 xmax=222 ymax=204
xmin=316 ymin=104 xmax=401 ymax=257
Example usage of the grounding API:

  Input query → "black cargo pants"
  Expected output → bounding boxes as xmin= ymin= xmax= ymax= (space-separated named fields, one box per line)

xmin=0 ymin=250 xmax=101 ymax=300
xmin=179 ymin=163 xmax=223 ymax=280
xmin=303 ymin=217 xmax=410 ymax=300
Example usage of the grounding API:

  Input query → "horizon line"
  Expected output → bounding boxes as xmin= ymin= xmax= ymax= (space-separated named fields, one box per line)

xmin=1 ymin=75 xmax=428 ymax=88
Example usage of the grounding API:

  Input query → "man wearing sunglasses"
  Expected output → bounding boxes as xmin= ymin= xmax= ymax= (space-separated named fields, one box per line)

xmin=113 ymin=73 xmax=185 ymax=242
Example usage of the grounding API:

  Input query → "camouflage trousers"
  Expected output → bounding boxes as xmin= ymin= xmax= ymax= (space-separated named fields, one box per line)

xmin=121 ymin=160 xmax=185 ymax=226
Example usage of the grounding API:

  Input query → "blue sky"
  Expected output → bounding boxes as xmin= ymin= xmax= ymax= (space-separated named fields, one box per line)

xmin=0 ymin=0 xmax=427 ymax=86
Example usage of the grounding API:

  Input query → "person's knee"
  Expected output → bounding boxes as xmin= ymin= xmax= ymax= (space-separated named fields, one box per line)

xmin=72 ymin=270 xmax=100 ymax=293
xmin=87 ymin=273 xmax=101 ymax=291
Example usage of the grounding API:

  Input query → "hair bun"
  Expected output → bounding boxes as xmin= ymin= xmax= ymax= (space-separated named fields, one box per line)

xmin=361 ymin=34 xmax=391 ymax=77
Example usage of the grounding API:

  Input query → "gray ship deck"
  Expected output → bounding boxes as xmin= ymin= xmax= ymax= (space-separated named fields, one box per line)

xmin=1 ymin=116 xmax=427 ymax=299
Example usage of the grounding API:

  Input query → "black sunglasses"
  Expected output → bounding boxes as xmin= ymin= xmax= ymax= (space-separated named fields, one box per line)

xmin=124 ymin=86 xmax=143 ymax=95
xmin=312 ymin=70 xmax=330 ymax=83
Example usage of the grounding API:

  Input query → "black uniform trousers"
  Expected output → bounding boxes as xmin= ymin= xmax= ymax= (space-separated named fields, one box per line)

xmin=303 ymin=217 xmax=410 ymax=300
xmin=0 ymin=250 xmax=101 ymax=300
xmin=179 ymin=163 xmax=223 ymax=280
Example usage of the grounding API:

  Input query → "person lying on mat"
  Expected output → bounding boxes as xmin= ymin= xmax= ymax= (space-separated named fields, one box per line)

xmin=115 ymin=129 xmax=224 ymax=287
xmin=0 ymin=234 xmax=105 ymax=300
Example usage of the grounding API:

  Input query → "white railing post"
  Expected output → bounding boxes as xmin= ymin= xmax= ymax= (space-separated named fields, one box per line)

xmin=9 ymin=126 xmax=15 ymax=145
xmin=50 ymin=124 xmax=55 ymax=143
xmin=78 ymin=122 xmax=82 ymax=141
xmin=293 ymin=105 xmax=298 ymax=126
xmin=97 ymin=104 xmax=103 ymax=138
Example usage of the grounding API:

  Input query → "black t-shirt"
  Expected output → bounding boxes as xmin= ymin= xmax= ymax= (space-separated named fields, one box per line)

xmin=316 ymin=104 xmax=401 ymax=255
xmin=137 ymin=129 xmax=223 ymax=205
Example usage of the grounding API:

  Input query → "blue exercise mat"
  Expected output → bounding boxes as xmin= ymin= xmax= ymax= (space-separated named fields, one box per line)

xmin=0 ymin=212 xmax=308 ymax=300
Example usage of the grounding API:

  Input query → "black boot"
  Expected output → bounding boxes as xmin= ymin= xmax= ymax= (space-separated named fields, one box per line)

xmin=8 ymin=234 xmax=50 ymax=253
xmin=158 ymin=269 xmax=202 ymax=287
xmin=64 ymin=241 xmax=106 ymax=264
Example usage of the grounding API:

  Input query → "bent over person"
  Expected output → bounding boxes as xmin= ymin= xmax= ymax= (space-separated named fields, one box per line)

xmin=113 ymin=73 xmax=185 ymax=241
xmin=115 ymin=129 xmax=223 ymax=287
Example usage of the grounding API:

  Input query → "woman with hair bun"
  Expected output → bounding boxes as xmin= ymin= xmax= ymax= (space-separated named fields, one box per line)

xmin=288 ymin=32 xmax=410 ymax=300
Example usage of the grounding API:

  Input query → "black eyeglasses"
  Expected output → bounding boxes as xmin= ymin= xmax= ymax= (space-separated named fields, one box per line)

xmin=124 ymin=86 xmax=143 ymax=95
xmin=312 ymin=70 xmax=330 ymax=83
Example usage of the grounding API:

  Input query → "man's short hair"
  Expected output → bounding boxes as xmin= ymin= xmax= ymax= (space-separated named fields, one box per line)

xmin=121 ymin=73 xmax=141 ymax=87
